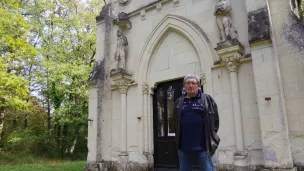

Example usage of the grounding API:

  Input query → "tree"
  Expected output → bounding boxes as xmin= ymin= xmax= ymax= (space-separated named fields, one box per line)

xmin=0 ymin=0 xmax=37 ymax=140
xmin=21 ymin=0 xmax=104 ymax=157
xmin=0 ymin=58 xmax=29 ymax=140
xmin=1 ymin=0 xmax=104 ymax=158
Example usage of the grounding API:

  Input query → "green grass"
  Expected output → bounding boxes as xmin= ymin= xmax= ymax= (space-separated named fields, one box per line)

xmin=0 ymin=161 xmax=86 ymax=171
xmin=0 ymin=151 xmax=86 ymax=171
xmin=0 ymin=151 xmax=66 ymax=165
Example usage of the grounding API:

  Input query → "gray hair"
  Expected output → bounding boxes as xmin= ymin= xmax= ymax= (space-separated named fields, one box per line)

xmin=183 ymin=74 xmax=200 ymax=84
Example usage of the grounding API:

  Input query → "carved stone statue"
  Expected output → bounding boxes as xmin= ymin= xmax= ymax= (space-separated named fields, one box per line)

xmin=114 ymin=30 xmax=128 ymax=70
xmin=214 ymin=0 xmax=238 ymax=45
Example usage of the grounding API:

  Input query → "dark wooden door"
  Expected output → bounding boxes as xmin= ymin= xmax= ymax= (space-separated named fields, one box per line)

xmin=153 ymin=79 xmax=183 ymax=168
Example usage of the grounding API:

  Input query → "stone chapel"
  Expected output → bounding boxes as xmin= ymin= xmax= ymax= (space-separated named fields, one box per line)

xmin=86 ymin=0 xmax=304 ymax=170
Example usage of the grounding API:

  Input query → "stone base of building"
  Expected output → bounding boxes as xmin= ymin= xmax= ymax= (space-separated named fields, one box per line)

xmin=216 ymin=165 xmax=298 ymax=171
xmin=84 ymin=161 xmax=153 ymax=171
xmin=84 ymin=163 xmax=300 ymax=171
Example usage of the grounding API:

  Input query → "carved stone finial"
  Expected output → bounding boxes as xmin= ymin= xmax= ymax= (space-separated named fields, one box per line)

xmin=142 ymin=82 xmax=149 ymax=95
xmin=113 ymin=30 xmax=128 ymax=71
xmin=224 ymin=53 xmax=241 ymax=72
xmin=214 ymin=0 xmax=239 ymax=48
xmin=114 ymin=12 xmax=132 ymax=30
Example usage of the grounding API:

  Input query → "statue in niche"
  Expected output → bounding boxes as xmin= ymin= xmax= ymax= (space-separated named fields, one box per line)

xmin=114 ymin=30 xmax=128 ymax=72
xmin=214 ymin=0 xmax=239 ymax=46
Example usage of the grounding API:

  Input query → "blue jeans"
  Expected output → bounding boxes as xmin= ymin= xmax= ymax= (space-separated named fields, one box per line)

xmin=178 ymin=150 xmax=214 ymax=171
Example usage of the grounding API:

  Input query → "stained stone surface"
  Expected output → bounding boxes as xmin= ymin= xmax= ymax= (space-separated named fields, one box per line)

xmin=248 ymin=7 xmax=270 ymax=43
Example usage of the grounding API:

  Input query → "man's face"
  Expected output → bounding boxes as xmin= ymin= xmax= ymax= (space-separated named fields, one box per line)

xmin=184 ymin=78 xmax=200 ymax=95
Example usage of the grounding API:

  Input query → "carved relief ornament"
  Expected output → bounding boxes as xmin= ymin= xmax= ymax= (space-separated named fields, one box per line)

xmin=142 ymin=82 xmax=149 ymax=95
xmin=223 ymin=53 xmax=241 ymax=72
xmin=114 ymin=12 xmax=132 ymax=30
xmin=200 ymin=73 xmax=206 ymax=84
xmin=116 ymin=80 xmax=130 ymax=94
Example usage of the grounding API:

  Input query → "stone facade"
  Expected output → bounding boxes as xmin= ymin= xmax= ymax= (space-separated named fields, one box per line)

xmin=86 ymin=0 xmax=304 ymax=170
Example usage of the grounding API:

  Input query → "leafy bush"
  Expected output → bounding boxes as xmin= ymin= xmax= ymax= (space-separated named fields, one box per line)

xmin=3 ymin=129 xmax=59 ymax=158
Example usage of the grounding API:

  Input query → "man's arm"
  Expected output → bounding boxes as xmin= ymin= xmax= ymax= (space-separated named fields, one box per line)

xmin=213 ymin=101 xmax=219 ymax=133
xmin=207 ymin=95 xmax=219 ymax=133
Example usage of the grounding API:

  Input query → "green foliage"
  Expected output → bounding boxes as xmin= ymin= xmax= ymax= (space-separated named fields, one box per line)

xmin=0 ymin=58 xmax=29 ymax=111
xmin=3 ymin=129 xmax=58 ymax=157
xmin=0 ymin=0 xmax=104 ymax=160
xmin=0 ymin=0 xmax=37 ymax=74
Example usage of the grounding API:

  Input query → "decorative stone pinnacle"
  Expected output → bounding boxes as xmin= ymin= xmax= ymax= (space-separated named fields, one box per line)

xmin=224 ymin=53 xmax=241 ymax=72
xmin=142 ymin=82 xmax=149 ymax=95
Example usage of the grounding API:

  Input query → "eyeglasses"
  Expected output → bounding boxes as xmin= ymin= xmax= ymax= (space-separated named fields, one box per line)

xmin=184 ymin=82 xmax=198 ymax=85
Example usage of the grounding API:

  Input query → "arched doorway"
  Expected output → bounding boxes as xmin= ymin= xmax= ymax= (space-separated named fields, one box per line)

xmin=136 ymin=14 xmax=216 ymax=170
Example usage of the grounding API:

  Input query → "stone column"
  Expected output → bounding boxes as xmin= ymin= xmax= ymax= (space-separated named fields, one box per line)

xmin=118 ymin=82 xmax=129 ymax=156
xmin=225 ymin=53 xmax=244 ymax=151
xmin=216 ymin=45 xmax=248 ymax=167
xmin=149 ymin=94 xmax=153 ymax=154
xmin=142 ymin=82 xmax=149 ymax=154
xmin=110 ymin=71 xmax=132 ymax=156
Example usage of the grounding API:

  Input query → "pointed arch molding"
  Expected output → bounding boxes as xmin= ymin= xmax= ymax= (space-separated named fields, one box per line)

xmin=138 ymin=14 xmax=216 ymax=95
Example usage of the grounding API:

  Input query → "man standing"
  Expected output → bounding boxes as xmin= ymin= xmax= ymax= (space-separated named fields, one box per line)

xmin=174 ymin=74 xmax=220 ymax=171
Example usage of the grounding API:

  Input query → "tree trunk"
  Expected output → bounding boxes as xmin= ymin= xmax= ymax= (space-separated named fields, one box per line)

xmin=24 ymin=113 xmax=28 ymax=128
xmin=47 ymin=98 xmax=51 ymax=133
xmin=0 ymin=112 xmax=4 ymax=141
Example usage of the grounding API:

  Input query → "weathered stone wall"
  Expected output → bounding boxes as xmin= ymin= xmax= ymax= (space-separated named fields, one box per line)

xmin=246 ymin=0 xmax=267 ymax=12
xmin=277 ymin=4 xmax=304 ymax=168
xmin=238 ymin=62 xmax=264 ymax=166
